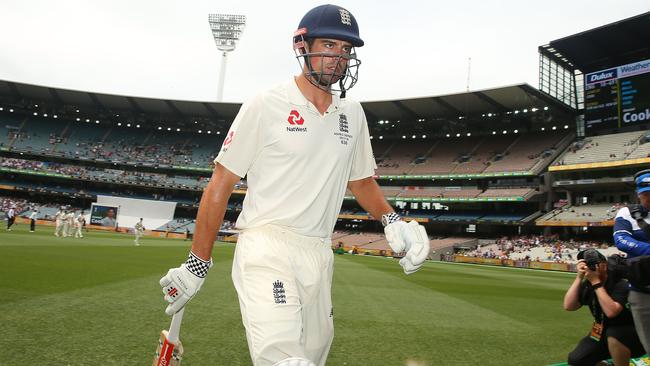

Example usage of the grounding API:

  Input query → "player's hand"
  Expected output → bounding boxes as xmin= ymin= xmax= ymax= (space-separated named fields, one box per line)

xmin=159 ymin=252 xmax=212 ymax=315
xmin=384 ymin=220 xmax=430 ymax=275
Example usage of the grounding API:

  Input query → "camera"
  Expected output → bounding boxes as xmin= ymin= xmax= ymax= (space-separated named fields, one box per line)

xmin=578 ymin=249 xmax=604 ymax=271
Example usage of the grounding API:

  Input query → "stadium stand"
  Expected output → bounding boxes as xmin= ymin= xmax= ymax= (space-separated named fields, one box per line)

xmin=553 ymin=130 xmax=647 ymax=166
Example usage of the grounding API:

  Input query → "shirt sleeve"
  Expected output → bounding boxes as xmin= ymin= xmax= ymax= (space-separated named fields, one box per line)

xmin=613 ymin=207 xmax=650 ymax=257
xmin=348 ymin=109 xmax=377 ymax=181
xmin=214 ymin=94 xmax=265 ymax=178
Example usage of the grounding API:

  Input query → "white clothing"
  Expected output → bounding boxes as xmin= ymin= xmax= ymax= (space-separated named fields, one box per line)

xmin=215 ymin=78 xmax=376 ymax=239
xmin=232 ymin=225 xmax=334 ymax=366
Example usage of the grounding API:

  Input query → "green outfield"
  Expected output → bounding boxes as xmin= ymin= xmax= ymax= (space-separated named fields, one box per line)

xmin=1 ymin=224 xmax=592 ymax=365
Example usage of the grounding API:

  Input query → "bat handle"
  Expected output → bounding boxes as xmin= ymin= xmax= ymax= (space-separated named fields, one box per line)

xmin=167 ymin=307 xmax=185 ymax=344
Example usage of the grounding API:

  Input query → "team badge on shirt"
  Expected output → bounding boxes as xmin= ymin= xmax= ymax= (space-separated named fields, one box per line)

xmin=335 ymin=114 xmax=352 ymax=145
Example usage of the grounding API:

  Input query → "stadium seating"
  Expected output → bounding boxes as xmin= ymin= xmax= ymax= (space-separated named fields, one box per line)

xmin=554 ymin=130 xmax=646 ymax=166
xmin=483 ymin=131 xmax=570 ymax=173
xmin=536 ymin=203 xmax=620 ymax=223
xmin=374 ymin=131 xmax=570 ymax=176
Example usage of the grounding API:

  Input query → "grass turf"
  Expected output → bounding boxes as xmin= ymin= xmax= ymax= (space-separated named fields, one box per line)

xmin=0 ymin=224 xmax=592 ymax=365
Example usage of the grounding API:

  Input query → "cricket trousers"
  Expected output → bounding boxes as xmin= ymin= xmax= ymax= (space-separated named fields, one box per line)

xmin=629 ymin=290 xmax=650 ymax=353
xmin=232 ymin=225 xmax=334 ymax=366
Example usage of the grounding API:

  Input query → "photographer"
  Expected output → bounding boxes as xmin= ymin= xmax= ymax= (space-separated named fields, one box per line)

xmin=563 ymin=249 xmax=645 ymax=365
xmin=613 ymin=169 xmax=650 ymax=352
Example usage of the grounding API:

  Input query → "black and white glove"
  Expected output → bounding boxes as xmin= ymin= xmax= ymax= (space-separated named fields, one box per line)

xmin=160 ymin=251 xmax=212 ymax=315
xmin=383 ymin=215 xmax=430 ymax=275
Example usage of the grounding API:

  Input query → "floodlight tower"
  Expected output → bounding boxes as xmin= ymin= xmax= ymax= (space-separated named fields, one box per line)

xmin=208 ymin=14 xmax=246 ymax=102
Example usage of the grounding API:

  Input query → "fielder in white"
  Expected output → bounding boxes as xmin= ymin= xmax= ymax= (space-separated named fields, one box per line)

xmin=66 ymin=211 xmax=75 ymax=237
xmin=54 ymin=208 xmax=65 ymax=237
xmin=74 ymin=212 xmax=85 ymax=238
xmin=134 ymin=218 xmax=145 ymax=246
xmin=159 ymin=5 xmax=430 ymax=366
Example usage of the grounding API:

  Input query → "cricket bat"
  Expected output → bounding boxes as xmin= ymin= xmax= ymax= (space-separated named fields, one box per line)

xmin=153 ymin=307 xmax=185 ymax=366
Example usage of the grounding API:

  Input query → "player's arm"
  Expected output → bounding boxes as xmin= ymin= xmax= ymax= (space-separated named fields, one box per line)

xmin=159 ymin=163 xmax=240 ymax=315
xmin=347 ymin=177 xmax=394 ymax=219
xmin=348 ymin=177 xmax=430 ymax=275
xmin=613 ymin=215 xmax=650 ymax=256
xmin=191 ymin=163 xmax=241 ymax=260
xmin=563 ymin=260 xmax=586 ymax=311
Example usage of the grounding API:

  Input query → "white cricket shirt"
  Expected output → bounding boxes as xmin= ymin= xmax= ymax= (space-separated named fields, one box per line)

xmin=215 ymin=78 xmax=376 ymax=238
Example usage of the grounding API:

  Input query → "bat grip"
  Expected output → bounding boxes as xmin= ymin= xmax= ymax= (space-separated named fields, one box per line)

xmin=167 ymin=307 xmax=185 ymax=344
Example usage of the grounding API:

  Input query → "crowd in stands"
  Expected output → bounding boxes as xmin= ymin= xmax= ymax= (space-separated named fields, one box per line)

xmin=461 ymin=234 xmax=618 ymax=263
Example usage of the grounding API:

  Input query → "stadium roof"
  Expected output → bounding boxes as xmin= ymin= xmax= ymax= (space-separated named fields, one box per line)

xmin=0 ymin=78 xmax=573 ymax=123
xmin=540 ymin=11 xmax=650 ymax=73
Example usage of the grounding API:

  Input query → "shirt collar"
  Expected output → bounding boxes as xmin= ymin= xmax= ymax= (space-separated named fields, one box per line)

xmin=288 ymin=77 xmax=340 ymax=114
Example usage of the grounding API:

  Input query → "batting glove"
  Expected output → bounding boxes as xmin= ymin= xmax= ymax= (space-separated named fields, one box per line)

xmin=160 ymin=251 xmax=212 ymax=315
xmin=384 ymin=220 xmax=430 ymax=275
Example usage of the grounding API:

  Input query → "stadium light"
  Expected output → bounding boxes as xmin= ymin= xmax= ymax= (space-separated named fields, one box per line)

xmin=422 ymin=135 xmax=426 ymax=139
xmin=158 ymin=126 xmax=162 ymax=130
xmin=33 ymin=112 xmax=38 ymax=116
xmin=514 ymin=129 xmax=519 ymax=133
xmin=216 ymin=131 xmax=221 ymax=134
xmin=544 ymin=106 xmax=549 ymax=111
xmin=167 ymin=127 xmax=171 ymax=131
xmin=85 ymin=119 xmax=90 ymax=122
xmin=207 ymin=130 xmax=212 ymax=134
xmin=198 ymin=130 xmax=203 ymax=133
xmin=176 ymin=128 xmax=181 ymax=132
xmin=370 ymin=136 xmax=374 ymax=140
xmin=402 ymin=135 xmax=406 ymax=139
xmin=209 ymin=13 xmax=246 ymax=102
xmin=127 ymin=123 xmax=131 ymax=127
xmin=9 ymin=109 xmax=13 ymax=112
xmin=456 ymin=133 xmax=460 ymax=137
xmin=35 ymin=104 xmax=38 ymax=107
xmin=552 ymin=126 xmax=557 ymax=130
xmin=53 ymin=115 xmax=58 ymax=118
xmin=492 ymin=131 xmax=496 ymax=135
xmin=118 ymin=123 xmax=122 ymax=126
xmin=136 ymin=125 xmax=140 ymax=128
xmin=411 ymin=135 xmax=416 ymax=139
xmin=76 ymin=118 xmax=81 ymax=121
xmin=0 ymin=107 xmax=3 ymax=111
xmin=541 ymin=127 xmax=545 ymax=131
xmin=564 ymin=125 xmax=569 ymax=129
xmin=43 ymin=113 xmax=48 ymax=117
xmin=379 ymin=136 xmax=383 ymax=139
xmin=445 ymin=134 xmax=450 ymax=137
xmin=502 ymin=130 xmax=507 ymax=134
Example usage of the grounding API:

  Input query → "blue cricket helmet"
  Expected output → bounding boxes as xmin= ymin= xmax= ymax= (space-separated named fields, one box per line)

xmin=635 ymin=169 xmax=650 ymax=194
xmin=296 ymin=4 xmax=364 ymax=47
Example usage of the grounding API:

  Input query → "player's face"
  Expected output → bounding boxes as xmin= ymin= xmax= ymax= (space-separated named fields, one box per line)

xmin=307 ymin=38 xmax=353 ymax=85
xmin=639 ymin=191 xmax=650 ymax=209
xmin=107 ymin=209 xmax=115 ymax=218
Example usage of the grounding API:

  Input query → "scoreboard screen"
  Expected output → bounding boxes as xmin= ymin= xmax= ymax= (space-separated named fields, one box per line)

xmin=584 ymin=59 xmax=650 ymax=134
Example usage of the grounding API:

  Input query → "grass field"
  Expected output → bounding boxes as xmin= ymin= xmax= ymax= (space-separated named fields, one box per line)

xmin=1 ymin=224 xmax=593 ymax=365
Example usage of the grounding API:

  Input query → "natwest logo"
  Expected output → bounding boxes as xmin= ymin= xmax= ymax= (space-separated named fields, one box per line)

xmin=287 ymin=109 xmax=305 ymax=125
